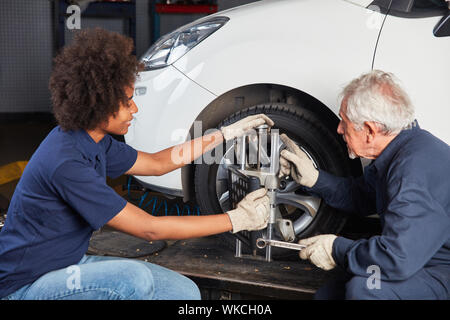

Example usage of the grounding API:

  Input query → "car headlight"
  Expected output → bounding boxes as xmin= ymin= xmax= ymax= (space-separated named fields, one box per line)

xmin=141 ymin=16 xmax=229 ymax=71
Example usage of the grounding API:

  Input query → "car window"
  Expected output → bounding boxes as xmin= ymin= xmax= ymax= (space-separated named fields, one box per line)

xmin=370 ymin=0 xmax=448 ymax=18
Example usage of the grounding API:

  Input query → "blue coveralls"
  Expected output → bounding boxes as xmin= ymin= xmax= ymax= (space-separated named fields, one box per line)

xmin=305 ymin=122 xmax=450 ymax=299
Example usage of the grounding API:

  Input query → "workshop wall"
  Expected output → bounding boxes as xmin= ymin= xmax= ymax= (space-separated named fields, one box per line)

xmin=0 ymin=0 xmax=259 ymax=115
xmin=0 ymin=0 xmax=54 ymax=114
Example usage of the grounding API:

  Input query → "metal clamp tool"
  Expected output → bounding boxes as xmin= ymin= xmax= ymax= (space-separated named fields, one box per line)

xmin=231 ymin=124 xmax=298 ymax=262
xmin=256 ymin=238 xmax=306 ymax=251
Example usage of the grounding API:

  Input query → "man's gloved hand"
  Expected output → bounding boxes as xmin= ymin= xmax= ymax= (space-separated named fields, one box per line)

xmin=299 ymin=234 xmax=337 ymax=270
xmin=226 ymin=188 xmax=270 ymax=233
xmin=279 ymin=133 xmax=319 ymax=188
xmin=220 ymin=114 xmax=274 ymax=141
xmin=279 ymin=153 xmax=292 ymax=179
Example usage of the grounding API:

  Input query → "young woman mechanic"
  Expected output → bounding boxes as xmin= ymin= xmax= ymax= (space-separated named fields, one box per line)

xmin=0 ymin=29 xmax=273 ymax=300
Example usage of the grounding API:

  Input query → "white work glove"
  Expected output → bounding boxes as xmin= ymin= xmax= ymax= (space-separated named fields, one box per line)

xmin=299 ymin=234 xmax=337 ymax=271
xmin=279 ymin=133 xmax=319 ymax=188
xmin=226 ymin=188 xmax=270 ymax=233
xmin=220 ymin=114 xmax=274 ymax=141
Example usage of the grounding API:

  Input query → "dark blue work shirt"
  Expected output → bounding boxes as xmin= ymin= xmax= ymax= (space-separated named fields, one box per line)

xmin=0 ymin=126 xmax=137 ymax=298
xmin=307 ymin=122 xmax=450 ymax=294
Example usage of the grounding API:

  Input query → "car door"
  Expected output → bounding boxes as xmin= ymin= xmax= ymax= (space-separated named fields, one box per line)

xmin=373 ymin=4 xmax=450 ymax=144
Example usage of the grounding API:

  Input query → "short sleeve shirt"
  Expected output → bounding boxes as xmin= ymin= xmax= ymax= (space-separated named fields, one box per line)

xmin=0 ymin=126 xmax=137 ymax=298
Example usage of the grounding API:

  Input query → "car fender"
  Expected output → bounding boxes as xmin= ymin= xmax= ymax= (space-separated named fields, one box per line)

xmin=173 ymin=0 xmax=384 ymax=112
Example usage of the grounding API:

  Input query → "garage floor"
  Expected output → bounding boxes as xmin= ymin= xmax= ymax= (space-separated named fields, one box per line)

xmin=0 ymin=117 xmax=382 ymax=299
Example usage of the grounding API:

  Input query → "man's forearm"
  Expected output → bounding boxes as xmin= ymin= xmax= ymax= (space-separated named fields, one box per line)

xmin=305 ymin=170 xmax=376 ymax=215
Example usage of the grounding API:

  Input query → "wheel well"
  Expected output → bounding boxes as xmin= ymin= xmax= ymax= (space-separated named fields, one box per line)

xmin=181 ymin=83 xmax=362 ymax=202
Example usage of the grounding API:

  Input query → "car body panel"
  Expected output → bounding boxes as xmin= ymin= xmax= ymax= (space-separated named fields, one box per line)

xmin=373 ymin=13 xmax=450 ymax=144
xmin=127 ymin=66 xmax=216 ymax=193
xmin=343 ymin=0 xmax=374 ymax=7
xmin=173 ymin=0 xmax=383 ymax=109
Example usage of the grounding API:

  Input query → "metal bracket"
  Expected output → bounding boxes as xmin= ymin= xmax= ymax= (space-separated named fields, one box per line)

xmin=276 ymin=218 xmax=295 ymax=242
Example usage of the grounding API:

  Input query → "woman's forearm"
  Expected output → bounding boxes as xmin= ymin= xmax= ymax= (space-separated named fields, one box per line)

xmin=126 ymin=130 xmax=224 ymax=177
xmin=152 ymin=129 xmax=224 ymax=175
xmin=145 ymin=213 xmax=232 ymax=241
xmin=107 ymin=202 xmax=232 ymax=241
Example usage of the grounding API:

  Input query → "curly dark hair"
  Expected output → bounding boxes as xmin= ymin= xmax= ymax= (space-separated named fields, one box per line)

xmin=49 ymin=28 xmax=144 ymax=131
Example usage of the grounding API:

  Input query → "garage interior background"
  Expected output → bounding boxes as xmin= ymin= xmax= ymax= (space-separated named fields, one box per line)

xmin=0 ymin=0 xmax=259 ymax=116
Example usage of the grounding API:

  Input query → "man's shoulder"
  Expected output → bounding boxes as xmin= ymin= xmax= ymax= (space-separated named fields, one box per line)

xmin=388 ymin=128 xmax=450 ymax=183
xmin=397 ymin=128 xmax=448 ymax=160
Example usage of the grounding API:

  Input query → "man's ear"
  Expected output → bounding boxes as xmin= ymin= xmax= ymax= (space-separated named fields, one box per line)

xmin=364 ymin=121 xmax=379 ymax=143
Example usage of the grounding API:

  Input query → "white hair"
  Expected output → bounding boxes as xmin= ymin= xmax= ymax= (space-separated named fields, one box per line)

xmin=340 ymin=70 xmax=415 ymax=135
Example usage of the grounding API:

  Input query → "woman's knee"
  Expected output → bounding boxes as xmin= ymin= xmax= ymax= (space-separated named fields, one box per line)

xmin=83 ymin=258 xmax=200 ymax=300
xmin=173 ymin=276 xmax=201 ymax=300
xmin=138 ymin=261 xmax=201 ymax=300
xmin=115 ymin=260 xmax=155 ymax=300
xmin=157 ymin=268 xmax=201 ymax=300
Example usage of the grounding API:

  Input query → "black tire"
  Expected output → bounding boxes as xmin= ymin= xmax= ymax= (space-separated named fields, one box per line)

xmin=195 ymin=103 xmax=357 ymax=258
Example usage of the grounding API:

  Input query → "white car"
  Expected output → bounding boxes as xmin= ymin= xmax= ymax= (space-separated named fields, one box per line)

xmin=126 ymin=0 xmax=450 ymax=254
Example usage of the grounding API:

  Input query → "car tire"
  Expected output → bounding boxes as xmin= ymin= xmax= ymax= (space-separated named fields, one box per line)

xmin=194 ymin=103 xmax=356 ymax=259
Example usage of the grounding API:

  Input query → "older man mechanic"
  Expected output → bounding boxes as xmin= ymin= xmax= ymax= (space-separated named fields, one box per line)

xmin=279 ymin=70 xmax=449 ymax=300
